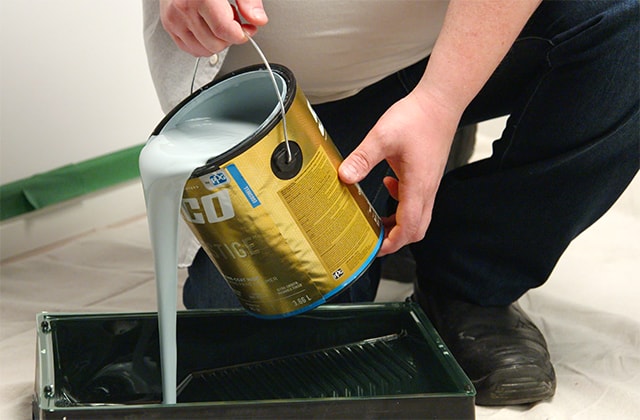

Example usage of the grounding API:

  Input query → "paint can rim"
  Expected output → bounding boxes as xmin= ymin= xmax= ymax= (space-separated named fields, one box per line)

xmin=150 ymin=64 xmax=297 ymax=178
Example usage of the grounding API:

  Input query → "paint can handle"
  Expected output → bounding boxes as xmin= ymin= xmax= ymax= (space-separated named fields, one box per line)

xmin=242 ymin=31 xmax=293 ymax=163
xmin=189 ymin=33 xmax=293 ymax=163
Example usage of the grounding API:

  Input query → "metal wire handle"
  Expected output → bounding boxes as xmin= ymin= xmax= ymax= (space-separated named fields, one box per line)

xmin=243 ymin=31 xmax=292 ymax=163
xmin=190 ymin=57 xmax=201 ymax=95
xmin=189 ymin=32 xmax=293 ymax=163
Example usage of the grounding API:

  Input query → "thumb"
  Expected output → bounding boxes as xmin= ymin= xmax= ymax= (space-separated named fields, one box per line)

xmin=236 ymin=0 xmax=268 ymax=25
xmin=338 ymin=138 xmax=385 ymax=184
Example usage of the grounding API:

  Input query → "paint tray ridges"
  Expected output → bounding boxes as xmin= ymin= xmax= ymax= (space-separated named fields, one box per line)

xmin=177 ymin=332 xmax=419 ymax=401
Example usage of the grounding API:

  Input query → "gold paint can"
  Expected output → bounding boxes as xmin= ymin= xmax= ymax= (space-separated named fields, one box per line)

xmin=155 ymin=65 xmax=382 ymax=318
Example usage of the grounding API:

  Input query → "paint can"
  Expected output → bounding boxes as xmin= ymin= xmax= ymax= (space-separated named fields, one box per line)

xmin=151 ymin=64 xmax=382 ymax=318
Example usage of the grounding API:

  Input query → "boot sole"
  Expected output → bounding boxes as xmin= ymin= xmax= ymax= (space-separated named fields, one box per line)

xmin=474 ymin=363 xmax=556 ymax=406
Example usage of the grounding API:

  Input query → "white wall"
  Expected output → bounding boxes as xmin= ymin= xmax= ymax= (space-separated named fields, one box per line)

xmin=0 ymin=1 xmax=166 ymax=260
xmin=0 ymin=0 xmax=163 ymax=184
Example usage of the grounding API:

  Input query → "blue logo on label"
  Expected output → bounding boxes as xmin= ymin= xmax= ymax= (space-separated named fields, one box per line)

xmin=210 ymin=171 xmax=228 ymax=186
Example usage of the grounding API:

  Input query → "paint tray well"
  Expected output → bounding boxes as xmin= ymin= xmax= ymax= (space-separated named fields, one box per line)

xmin=34 ymin=302 xmax=475 ymax=418
xmin=178 ymin=332 xmax=421 ymax=400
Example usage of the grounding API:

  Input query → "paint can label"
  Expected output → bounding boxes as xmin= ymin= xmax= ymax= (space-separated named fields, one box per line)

xmin=180 ymin=68 xmax=382 ymax=318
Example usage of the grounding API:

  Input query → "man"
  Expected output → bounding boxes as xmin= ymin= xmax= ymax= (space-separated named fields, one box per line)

xmin=143 ymin=0 xmax=639 ymax=405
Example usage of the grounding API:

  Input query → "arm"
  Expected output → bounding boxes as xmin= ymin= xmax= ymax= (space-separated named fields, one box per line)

xmin=159 ymin=0 xmax=268 ymax=57
xmin=339 ymin=0 xmax=542 ymax=256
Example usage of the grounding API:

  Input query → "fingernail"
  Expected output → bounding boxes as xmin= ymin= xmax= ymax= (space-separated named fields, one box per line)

xmin=340 ymin=163 xmax=356 ymax=182
xmin=252 ymin=8 xmax=267 ymax=20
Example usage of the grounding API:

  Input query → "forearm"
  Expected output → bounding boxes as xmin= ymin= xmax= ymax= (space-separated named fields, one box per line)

xmin=416 ymin=0 xmax=542 ymax=117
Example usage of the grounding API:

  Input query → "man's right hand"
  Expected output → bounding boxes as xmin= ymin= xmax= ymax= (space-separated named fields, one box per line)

xmin=159 ymin=0 xmax=268 ymax=57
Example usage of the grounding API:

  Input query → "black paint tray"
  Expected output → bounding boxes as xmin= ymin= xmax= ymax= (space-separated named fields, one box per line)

xmin=33 ymin=302 xmax=475 ymax=418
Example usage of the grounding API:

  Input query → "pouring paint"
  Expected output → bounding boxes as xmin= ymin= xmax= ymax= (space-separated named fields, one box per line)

xmin=140 ymin=48 xmax=382 ymax=405
xmin=139 ymin=117 xmax=254 ymax=404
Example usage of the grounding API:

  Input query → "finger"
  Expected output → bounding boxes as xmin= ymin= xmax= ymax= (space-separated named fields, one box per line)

xmin=188 ymin=13 xmax=238 ymax=55
xmin=379 ymin=233 xmax=403 ymax=256
xmin=379 ymin=212 xmax=424 ymax=255
xmin=383 ymin=176 xmax=399 ymax=201
xmin=380 ymin=183 xmax=432 ymax=255
xmin=170 ymin=30 xmax=218 ymax=57
xmin=160 ymin=1 xmax=233 ymax=56
xmin=381 ymin=214 xmax=397 ymax=241
xmin=381 ymin=213 xmax=397 ymax=229
xmin=339 ymin=137 xmax=386 ymax=185
xmin=236 ymin=0 xmax=269 ymax=25
xmin=376 ymin=214 xmax=396 ymax=257
xmin=231 ymin=6 xmax=259 ymax=37
xmin=198 ymin=0 xmax=246 ymax=45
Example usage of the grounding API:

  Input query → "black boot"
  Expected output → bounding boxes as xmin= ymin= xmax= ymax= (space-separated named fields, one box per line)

xmin=415 ymin=292 xmax=556 ymax=406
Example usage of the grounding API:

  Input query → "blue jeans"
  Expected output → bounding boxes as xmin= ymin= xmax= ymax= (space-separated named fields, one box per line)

xmin=184 ymin=0 xmax=639 ymax=309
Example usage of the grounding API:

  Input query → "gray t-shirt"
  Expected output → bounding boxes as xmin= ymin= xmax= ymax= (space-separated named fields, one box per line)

xmin=143 ymin=0 xmax=448 ymax=109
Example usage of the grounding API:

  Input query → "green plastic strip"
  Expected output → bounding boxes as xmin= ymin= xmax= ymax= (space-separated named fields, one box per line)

xmin=0 ymin=144 xmax=144 ymax=221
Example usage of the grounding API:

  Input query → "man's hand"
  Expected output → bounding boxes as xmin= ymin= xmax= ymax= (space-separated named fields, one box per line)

xmin=339 ymin=90 xmax=459 ymax=256
xmin=340 ymin=0 xmax=541 ymax=255
xmin=159 ymin=0 xmax=268 ymax=57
